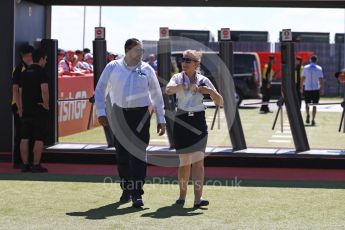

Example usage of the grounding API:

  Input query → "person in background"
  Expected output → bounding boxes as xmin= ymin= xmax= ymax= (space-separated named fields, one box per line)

xmin=260 ymin=55 xmax=275 ymax=114
xmin=83 ymin=48 xmax=91 ymax=54
xmin=147 ymin=53 xmax=158 ymax=71
xmin=107 ymin=51 xmax=116 ymax=63
xmin=166 ymin=49 xmax=223 ymax=208
xmin=295 ymin=56 xmax=303 ymax=108
xmin=84 ymin=53 xmax=94 ymax=73
xmin=12 ymin=45 xmax=34 ymax=168
xmin=74 ymin=50 xmax=90 ymax=74
xmin=19 ymin=48 xmax=49 ymax=173
xmin=335 ymin=68 xmax=345 ymax=84
xmin=301 ymin=55 xmax=324 ymax=126
xmin=57 ymin=49 xmax=65 ymax=76
xmin=58 ymin=50 xmax=75 ymax=75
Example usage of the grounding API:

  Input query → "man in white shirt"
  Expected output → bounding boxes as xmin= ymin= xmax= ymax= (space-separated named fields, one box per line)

xmin=301 ymin=55 xmax=324 ymax=126
xmin=94 ymin=38 xmax=166 ymax=208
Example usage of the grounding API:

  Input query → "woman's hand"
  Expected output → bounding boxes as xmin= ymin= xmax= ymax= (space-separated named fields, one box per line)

xmin=189 ymin=83 xmax=198 ymax=93
xmin=197 ymin=86 xmax=211 ymax=95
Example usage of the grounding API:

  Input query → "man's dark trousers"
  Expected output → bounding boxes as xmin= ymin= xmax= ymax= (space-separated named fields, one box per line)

xmin=113 ymin=105 xmax=150 ymax=199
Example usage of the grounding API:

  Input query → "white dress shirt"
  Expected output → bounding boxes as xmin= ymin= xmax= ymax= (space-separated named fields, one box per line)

xmin=168 ymin=72 xmax=216 ymax=112
xmin=302 ymin=63 xmax=323 ymax=91
xmin=94 ymin=58 xmax=166 ymax=124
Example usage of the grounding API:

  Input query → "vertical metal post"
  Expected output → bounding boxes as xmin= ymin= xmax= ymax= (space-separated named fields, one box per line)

xmin=219 ymin=41 xmax=247 ymax=151
xmin=93 ymin=39 xmax=107 ymax=88
xmin=157 ymin=39 xmax=175 ymax=148
xmin=82 ymin=6 xmax=86 ymax=49
xmin=93 ymin=39 xmax=114 ymax=147
xmin=99 ymin=6 xmax=102 ymax=27
xmin=41 ymin=39 xmax=58 ymax=146
xmin=281 ymin=42 xmax=310 ymax=152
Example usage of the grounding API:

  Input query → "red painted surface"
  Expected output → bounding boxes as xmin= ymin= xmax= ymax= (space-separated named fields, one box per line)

xmin=257 ymin=51 xmax=314 ymax=81
xmin=58 ymin=74 xmax=99 ymax=137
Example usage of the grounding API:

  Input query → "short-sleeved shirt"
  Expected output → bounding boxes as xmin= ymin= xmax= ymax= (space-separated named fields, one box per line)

xmin=74 ymin=61 xmax=89 ymax=71
xmin=168 ymin=72 xmax=216 ymax=112
xmin=11 ymin=62 xmax=27 ymax=105
xmin=20 ymin=64 xmax=49 ymax=116
xmin=58 ymin=59 xmax=71 ymax=73
xmin=302 ymin=63 xmax=323 ymax=91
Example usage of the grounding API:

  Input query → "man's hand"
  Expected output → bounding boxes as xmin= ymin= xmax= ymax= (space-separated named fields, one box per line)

xmin=157 ymin=123 xmax=166 ymax=136
xmin=98 ymin=116 xmax=109 ymax=127
xmin=38 ymin=102 xmax=49 ymax=110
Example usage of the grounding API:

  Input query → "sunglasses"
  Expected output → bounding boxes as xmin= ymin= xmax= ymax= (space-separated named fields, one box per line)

xmin=181 ymin=57 xmax=197 ymax=64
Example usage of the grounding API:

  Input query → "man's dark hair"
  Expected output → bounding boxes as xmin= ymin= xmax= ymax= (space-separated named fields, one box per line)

xmin=311 ymin=55 xmax=317 ymax=63
xmin=58 ymin=48 xmax=65 ymax=56
xmin=20 ymin=45 xmax=34 ymax=57
xmin=124 ymin=38 xmax=140 ymax=53
xmin=32 ymin=48 xmax=46 ymax=63
xmin=75 ymin=50 xmax=83 ymax=55
xmin=83 ymin=48 xmax=91 ymax=54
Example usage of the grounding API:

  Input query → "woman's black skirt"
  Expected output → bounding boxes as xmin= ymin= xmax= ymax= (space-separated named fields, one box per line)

xmin=173 ymin=109 xmax=208 ymax=154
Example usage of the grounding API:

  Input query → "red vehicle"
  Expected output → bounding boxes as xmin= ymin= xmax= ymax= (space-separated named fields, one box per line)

xmin=257 ymin=51 xmax=314 ymax=96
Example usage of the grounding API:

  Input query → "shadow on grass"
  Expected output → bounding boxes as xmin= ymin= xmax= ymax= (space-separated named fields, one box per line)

xmin=66 ymin=202 xmax=148 ymax=220
xmin=141 ymin=204 xmax=204 ymax=219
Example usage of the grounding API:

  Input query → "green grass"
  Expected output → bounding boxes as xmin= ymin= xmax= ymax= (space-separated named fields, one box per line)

xmin=1 ymin=176 xmax=345 ymax=229
xmin=60 ymin=99 xmax=345 ymax=149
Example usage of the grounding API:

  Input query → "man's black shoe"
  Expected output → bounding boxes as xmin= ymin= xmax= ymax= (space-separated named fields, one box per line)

xmin=119 ymin=191 xmax=131 ymax=203
xmin=311 ymin=120 xmax=316 ymax=126
xmin=21 ymin=164 xmax=31 ymax=173
xmin=132 ymin=197 xmax=144 ymax=208
xmin=175 ymin=198 xmax=185 ymax=205
xmin=31 ymin=164 xmax=48 ymax=173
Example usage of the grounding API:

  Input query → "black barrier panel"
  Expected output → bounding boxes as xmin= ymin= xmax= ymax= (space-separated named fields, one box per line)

xmin=41 ymin=39 xmax=58 ymax=146
xmin=93 ymin=40 xmax=107 ymax=90
xmin=281 ymin=42 xmax=309 ymax=152
xmin=0 ymin=0 xmax=15 ymax=152
xmin=158 ymin=39 xmax=175 ymax=148
xmin=219 ymin=41 xmax=247 ymax=151
xmin=92 ymin=39 xmax=115 ymax=147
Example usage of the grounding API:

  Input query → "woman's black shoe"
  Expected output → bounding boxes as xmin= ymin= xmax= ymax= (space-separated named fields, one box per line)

xmin=31 ymin=164 xmax=48 ymax=173
xmin=21 ymin=164 xmax=31 ymax=173
xmin=193 ymin=199 xmax=209 ymax=208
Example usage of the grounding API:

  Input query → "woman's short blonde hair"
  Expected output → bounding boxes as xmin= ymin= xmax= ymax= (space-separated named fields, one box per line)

xmin=183 ymin=49 xmax=202 ymax=62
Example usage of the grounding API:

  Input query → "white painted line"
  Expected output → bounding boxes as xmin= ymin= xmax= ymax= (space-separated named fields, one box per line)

xmin=275 ymin=131 xmax=291 ymax=134
xmin=150 ymin=139 xmax=168 ymax=142
xmin=268 ymin=139 xmax=292 ymax=143
xmin=272 ymin=135 xmax=293 ymax=138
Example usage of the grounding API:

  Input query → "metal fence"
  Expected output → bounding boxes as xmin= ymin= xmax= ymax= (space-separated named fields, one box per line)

xmin=276 ymin=42 xmax=344 ymax=96
xmin=143 ymin=40 xmax=344 ymax=96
